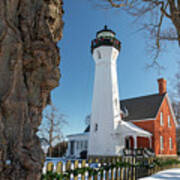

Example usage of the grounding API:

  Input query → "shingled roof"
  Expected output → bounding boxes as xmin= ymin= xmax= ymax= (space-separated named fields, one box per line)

xmin=121 ymin=93 xmax=166 ymax=121
xmin=84 ymin=93 xmax=166 ymax=132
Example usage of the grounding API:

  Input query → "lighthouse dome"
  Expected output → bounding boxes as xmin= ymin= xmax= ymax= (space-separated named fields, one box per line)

xmin=96 ymin=25 xmax=116 ymax=38
xmin=91 ymin=25 xmax=121 ymax=53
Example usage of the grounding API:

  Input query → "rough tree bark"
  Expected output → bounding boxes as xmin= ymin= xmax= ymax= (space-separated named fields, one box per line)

xmin=0 ymin=0 xmax=63 ymax=179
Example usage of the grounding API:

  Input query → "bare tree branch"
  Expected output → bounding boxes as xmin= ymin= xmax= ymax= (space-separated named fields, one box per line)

xmin=107 ymin=0 xmax=127 ymax=7
xmin=98 ymin=0 xmax=180 ymax=66
xmin=38 ymin=105 xmax=67 ymax=157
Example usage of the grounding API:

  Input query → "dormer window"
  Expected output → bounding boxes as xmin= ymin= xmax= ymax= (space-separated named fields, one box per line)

xmin=168 ymin=115 xmax=171 ymax=127
xmin=160 ymin=112 xmax=163 ymax=126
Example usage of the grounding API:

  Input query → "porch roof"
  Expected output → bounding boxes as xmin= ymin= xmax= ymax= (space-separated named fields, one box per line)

xmin=114 ymin=121 xmax=152 ymax=137
xmin=67 ymin=132 xmax=89 ymax=141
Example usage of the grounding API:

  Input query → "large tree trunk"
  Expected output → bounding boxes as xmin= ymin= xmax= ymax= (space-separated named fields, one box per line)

xmin=0 ymin=0 xmax=63 ymax=179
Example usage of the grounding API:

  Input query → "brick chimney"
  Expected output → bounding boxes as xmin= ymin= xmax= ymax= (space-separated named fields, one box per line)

xmin=158 ymin=78 xmax=167 ymax=95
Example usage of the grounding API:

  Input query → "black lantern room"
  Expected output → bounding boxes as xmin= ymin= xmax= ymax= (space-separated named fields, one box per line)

xmin=91 ymin=25 xmax=121 ymax=53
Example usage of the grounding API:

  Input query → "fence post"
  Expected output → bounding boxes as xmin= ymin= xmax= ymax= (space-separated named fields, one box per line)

xmin=56 ymin=161 xmax=63 ymax=174
xmin=152 ymin=157 xmax=155 ymax=175
xmin=100 ymin=158 xmax=104 ymax=180
xmin=148 ymin=158 xmax=152 ymax=176
xmin=88 ymin=159 xmax=92 ymax=180
xmin=111 ymin=157 xmax=115 ymax=180
xmin=105 ymin=158 xmax=109 ymax=180
xmin=152 ymin=157 xmax=155 ymax=174
xmin=65 ymin=160 xmax=71 ymax=180
xmin=93 ymin=158 xmax=99 ymax=180
xmin=74 ymin=160 xmax=79 ymax=180
xmin=115 ymin=157 xmax=120 ymax=180
xmin=81 ymin=160 xmax=86 ymax=180
xmin=120 ymin=158 xmax=124 ymax=180
xmin=128 ymin=157 xmax=132 ymax=180
xmin=46 ymin=162 xmax=54 ymax=172
xmin=132 ymin=157 xmax=136 ymax=180
xmin=125 ymin=157 xmax=128 ymax=180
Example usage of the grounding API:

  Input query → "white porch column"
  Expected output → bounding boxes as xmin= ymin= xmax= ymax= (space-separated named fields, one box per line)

xmin=74 ymin=141 xmax=77 ymax=156
xmin=133 ymin=136 xmax=137 ymax=149
xmin=66 ymin=142 xmax=71 ymax=156
xmin=148 ymin=136 xmax=152 ymax=149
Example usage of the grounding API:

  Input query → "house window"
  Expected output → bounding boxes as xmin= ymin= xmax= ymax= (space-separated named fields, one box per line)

xmin=95 ymin=123 xmax=98 ymax=132
xmin=160 ymin=136 xmax=164 ymax=150
xmin=84 ymin=141 xmax=88 ymax=149
xmin=76 ymin=141 xmax=79 ymax=150
xmin=160 ymin=112 xmax=163 ymax=126
xmin=169 ymin=137 xmax=173 ymax=150
xmin=80 ymin=141 xmax=83 ymax=149
xmin=168 ymin=115 xmax=171 ymax=127
xmin=70 ymin=141 xmax=75 ymax=155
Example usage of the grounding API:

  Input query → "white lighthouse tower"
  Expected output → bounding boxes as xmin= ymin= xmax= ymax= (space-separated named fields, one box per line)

xmin=88 ymin=26 xmax=122 ymax=156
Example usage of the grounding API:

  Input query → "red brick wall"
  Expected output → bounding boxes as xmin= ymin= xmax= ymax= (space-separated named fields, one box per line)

xmin=130 ymin=136 xmax=134 ymax=148
xmin=133 ymin=120 xmax=154 ymax=149
xmin=154 ymin=97 xmax=177 ymax=155
xmin=137 ymin=137 xmax=150 ymax=148
xmin=132 ymin=96 xmax=177 ymax=156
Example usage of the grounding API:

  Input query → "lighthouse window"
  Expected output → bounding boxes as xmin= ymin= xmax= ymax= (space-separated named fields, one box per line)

xmin=95 ymin=123 xmax=98 ymax=132
xmin=97 ymin=51 xmax=101 ymax=59
xmin=97 ymin=32 xmax=114 ymax=38
xmin=115 ymin=98 xmax=118 ymax=108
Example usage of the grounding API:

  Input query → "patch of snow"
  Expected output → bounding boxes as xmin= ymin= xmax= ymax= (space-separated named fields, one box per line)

xmin=139 ymin=168 xmax=180 ymax=180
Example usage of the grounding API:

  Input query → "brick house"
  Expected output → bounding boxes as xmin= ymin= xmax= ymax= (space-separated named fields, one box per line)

xmin=66 ymin=78 xmax=177 ymax=157
xmin=120 ymin=78 xmax=177 ymax=156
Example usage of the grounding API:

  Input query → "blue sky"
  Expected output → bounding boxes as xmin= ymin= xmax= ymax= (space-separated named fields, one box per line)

xmin=46 ymin=0 xmax=179 ymax=136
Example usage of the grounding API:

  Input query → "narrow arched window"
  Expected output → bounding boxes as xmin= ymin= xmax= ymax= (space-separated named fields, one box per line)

xmin=97 ymin=51 xmax=101 ymax=59
xmin=95 ymin=123 xmax=98 ymax=132
xmin=115 ymin=98 xmax=118 ymax=108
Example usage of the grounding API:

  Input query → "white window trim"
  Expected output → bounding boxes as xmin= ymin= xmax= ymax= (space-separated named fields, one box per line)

xmin=160 ymin=136 xmax=164 ymax=151
xmin=160 ymin=112 xmax=163 ymax=126
xmin=169 ymin=137 xmax=173 ymax=150
xmin=168 ymin=115 xmax=171 ymax=127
